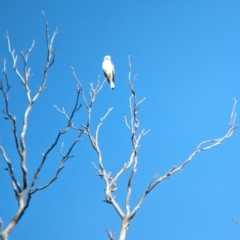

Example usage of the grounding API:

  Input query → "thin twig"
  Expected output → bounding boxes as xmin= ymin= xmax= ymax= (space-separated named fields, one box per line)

xmin=231 ymin=217 xmax=240 ymax=226
xmin=29 ymin=132 xmax=81 ymax=195
xmin=0 ymin=146 xmax=21 ymax=198
xmin=106 ymin=229 xmax=115 ymax=240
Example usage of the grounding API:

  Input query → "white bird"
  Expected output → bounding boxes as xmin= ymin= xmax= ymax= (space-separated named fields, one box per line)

xmin=102 ymin=55 xmax=115 ymax=89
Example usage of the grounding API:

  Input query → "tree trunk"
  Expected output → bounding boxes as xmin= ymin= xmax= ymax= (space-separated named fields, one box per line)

xmin=119 ymin=218 xmax=129 ymax=240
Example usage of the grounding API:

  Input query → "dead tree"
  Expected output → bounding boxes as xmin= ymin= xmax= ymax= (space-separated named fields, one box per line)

xmin=75 ymin=56 xmax=239 ymax=240
xmin=0 ymin=13 xmax=82 ymax=240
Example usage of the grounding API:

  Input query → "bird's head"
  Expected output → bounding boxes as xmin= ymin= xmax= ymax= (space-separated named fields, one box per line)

xmin=104 ymin=55 xmax=111 ymax=60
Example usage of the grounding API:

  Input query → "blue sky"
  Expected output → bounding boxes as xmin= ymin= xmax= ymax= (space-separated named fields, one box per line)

xmin=0 ymin=1 xmax=240 ymax=239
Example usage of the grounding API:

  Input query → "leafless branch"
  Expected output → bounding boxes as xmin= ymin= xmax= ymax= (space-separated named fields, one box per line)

xmin=124 ymin=115 xmax=131 ymax=130
xmin=130 ymin=98 xmax=239 ymax=220
xmin=125 ymin=160 xmax=137 ymax=216
xmin=0 ymin=13 xmax=81 ymax=240
xmin=95 ymin=107 xmax=113 ymax=153
xmin=28 ymin=66 xmax=83 ymax=195
xmin=32 ymin=12 xmax=58 ymax=103
xmin=0 ymin=146 xmax=21 ymax=198
xmin=1 ymin=59 xmax=22 ymax=162
xmin=82 ymin=55 xmax=239 ymax=240
xmin=231 ymin=217 xmax=240 ymax=226
xmin=53 ymin=84 xmax=82 ymax=129
xmin=3 ymin=13 xmax=58 ymax=205
xmin=78 ymin=55 xmax=150 ymax=240
xmin=110 ymin=58 xmax=149 ymax=192
xmin=106 ymin=229 xmax=115 ymax=240
xmin=29 ymin=131 xmax=81 ymax=195
xmin=73 ymin=68 xmax=131 ymax=222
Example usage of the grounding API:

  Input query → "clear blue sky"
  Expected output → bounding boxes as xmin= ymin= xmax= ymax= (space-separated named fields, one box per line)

xmin=0 ymin=1 xmax=240 ymax=239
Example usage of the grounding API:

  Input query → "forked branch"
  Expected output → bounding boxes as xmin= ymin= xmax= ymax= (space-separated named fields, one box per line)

xmin=130 ymin=98 xmax=239 ymax=220
xmin=76 ymin=56 xmax=150 ymax=240
xmin=0 ymin=13 xmax=81 ymax=240
xmin=80 ymin=56 xmax=239 ymax=240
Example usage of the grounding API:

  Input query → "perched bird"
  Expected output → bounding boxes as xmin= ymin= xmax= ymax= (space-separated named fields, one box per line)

xmin=102 ymin=55 xmax=115 ymax=89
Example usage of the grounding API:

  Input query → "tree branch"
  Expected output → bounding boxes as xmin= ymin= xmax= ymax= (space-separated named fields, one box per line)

xmin=0 ymin=13 xmax=79 ymax=240
xmin=231 ymin=217 xmax=240 ymax=226
xmin=106 ymin=229 xmax=115 ymax=240
xmin=85 ymin=56 xmax=239 ymax=240
xmin=130 ymin=98 xmax=239 ymax=219
xmin=0 ymin=146 xmax=21 ymax=198
xmin=1 ymin=59 xmax=22 ymax=162
xmin=29 ymin=132 xmax=81 ymax=195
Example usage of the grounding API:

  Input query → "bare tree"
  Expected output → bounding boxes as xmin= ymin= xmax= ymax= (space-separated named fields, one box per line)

xmin=0 ymin=14 xmax=239 ymax=240
xmin=76 ymin=56 xmax=239 ymax=240
xmin=0 ymin=13 xmax=82 ymax=240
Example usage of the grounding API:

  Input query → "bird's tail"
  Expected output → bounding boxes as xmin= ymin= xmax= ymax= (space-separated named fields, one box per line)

xmin=110 ymin=81 xmax=115 ymax=90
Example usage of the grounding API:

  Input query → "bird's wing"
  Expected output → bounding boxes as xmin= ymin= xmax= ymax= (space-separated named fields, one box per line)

xmin=111 ymin=63 xmax=115 ymax=82
xmin=102 ymin=60 xmax=108 ymax=78
xmin=112 ymin=62 xmax=115 ymax=74
xmin=103 ymin=69 xmax=108 ymax=78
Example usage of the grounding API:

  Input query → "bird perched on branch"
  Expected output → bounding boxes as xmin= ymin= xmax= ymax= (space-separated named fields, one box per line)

xmin=102 ymin=55 xmax=115 ymax=89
